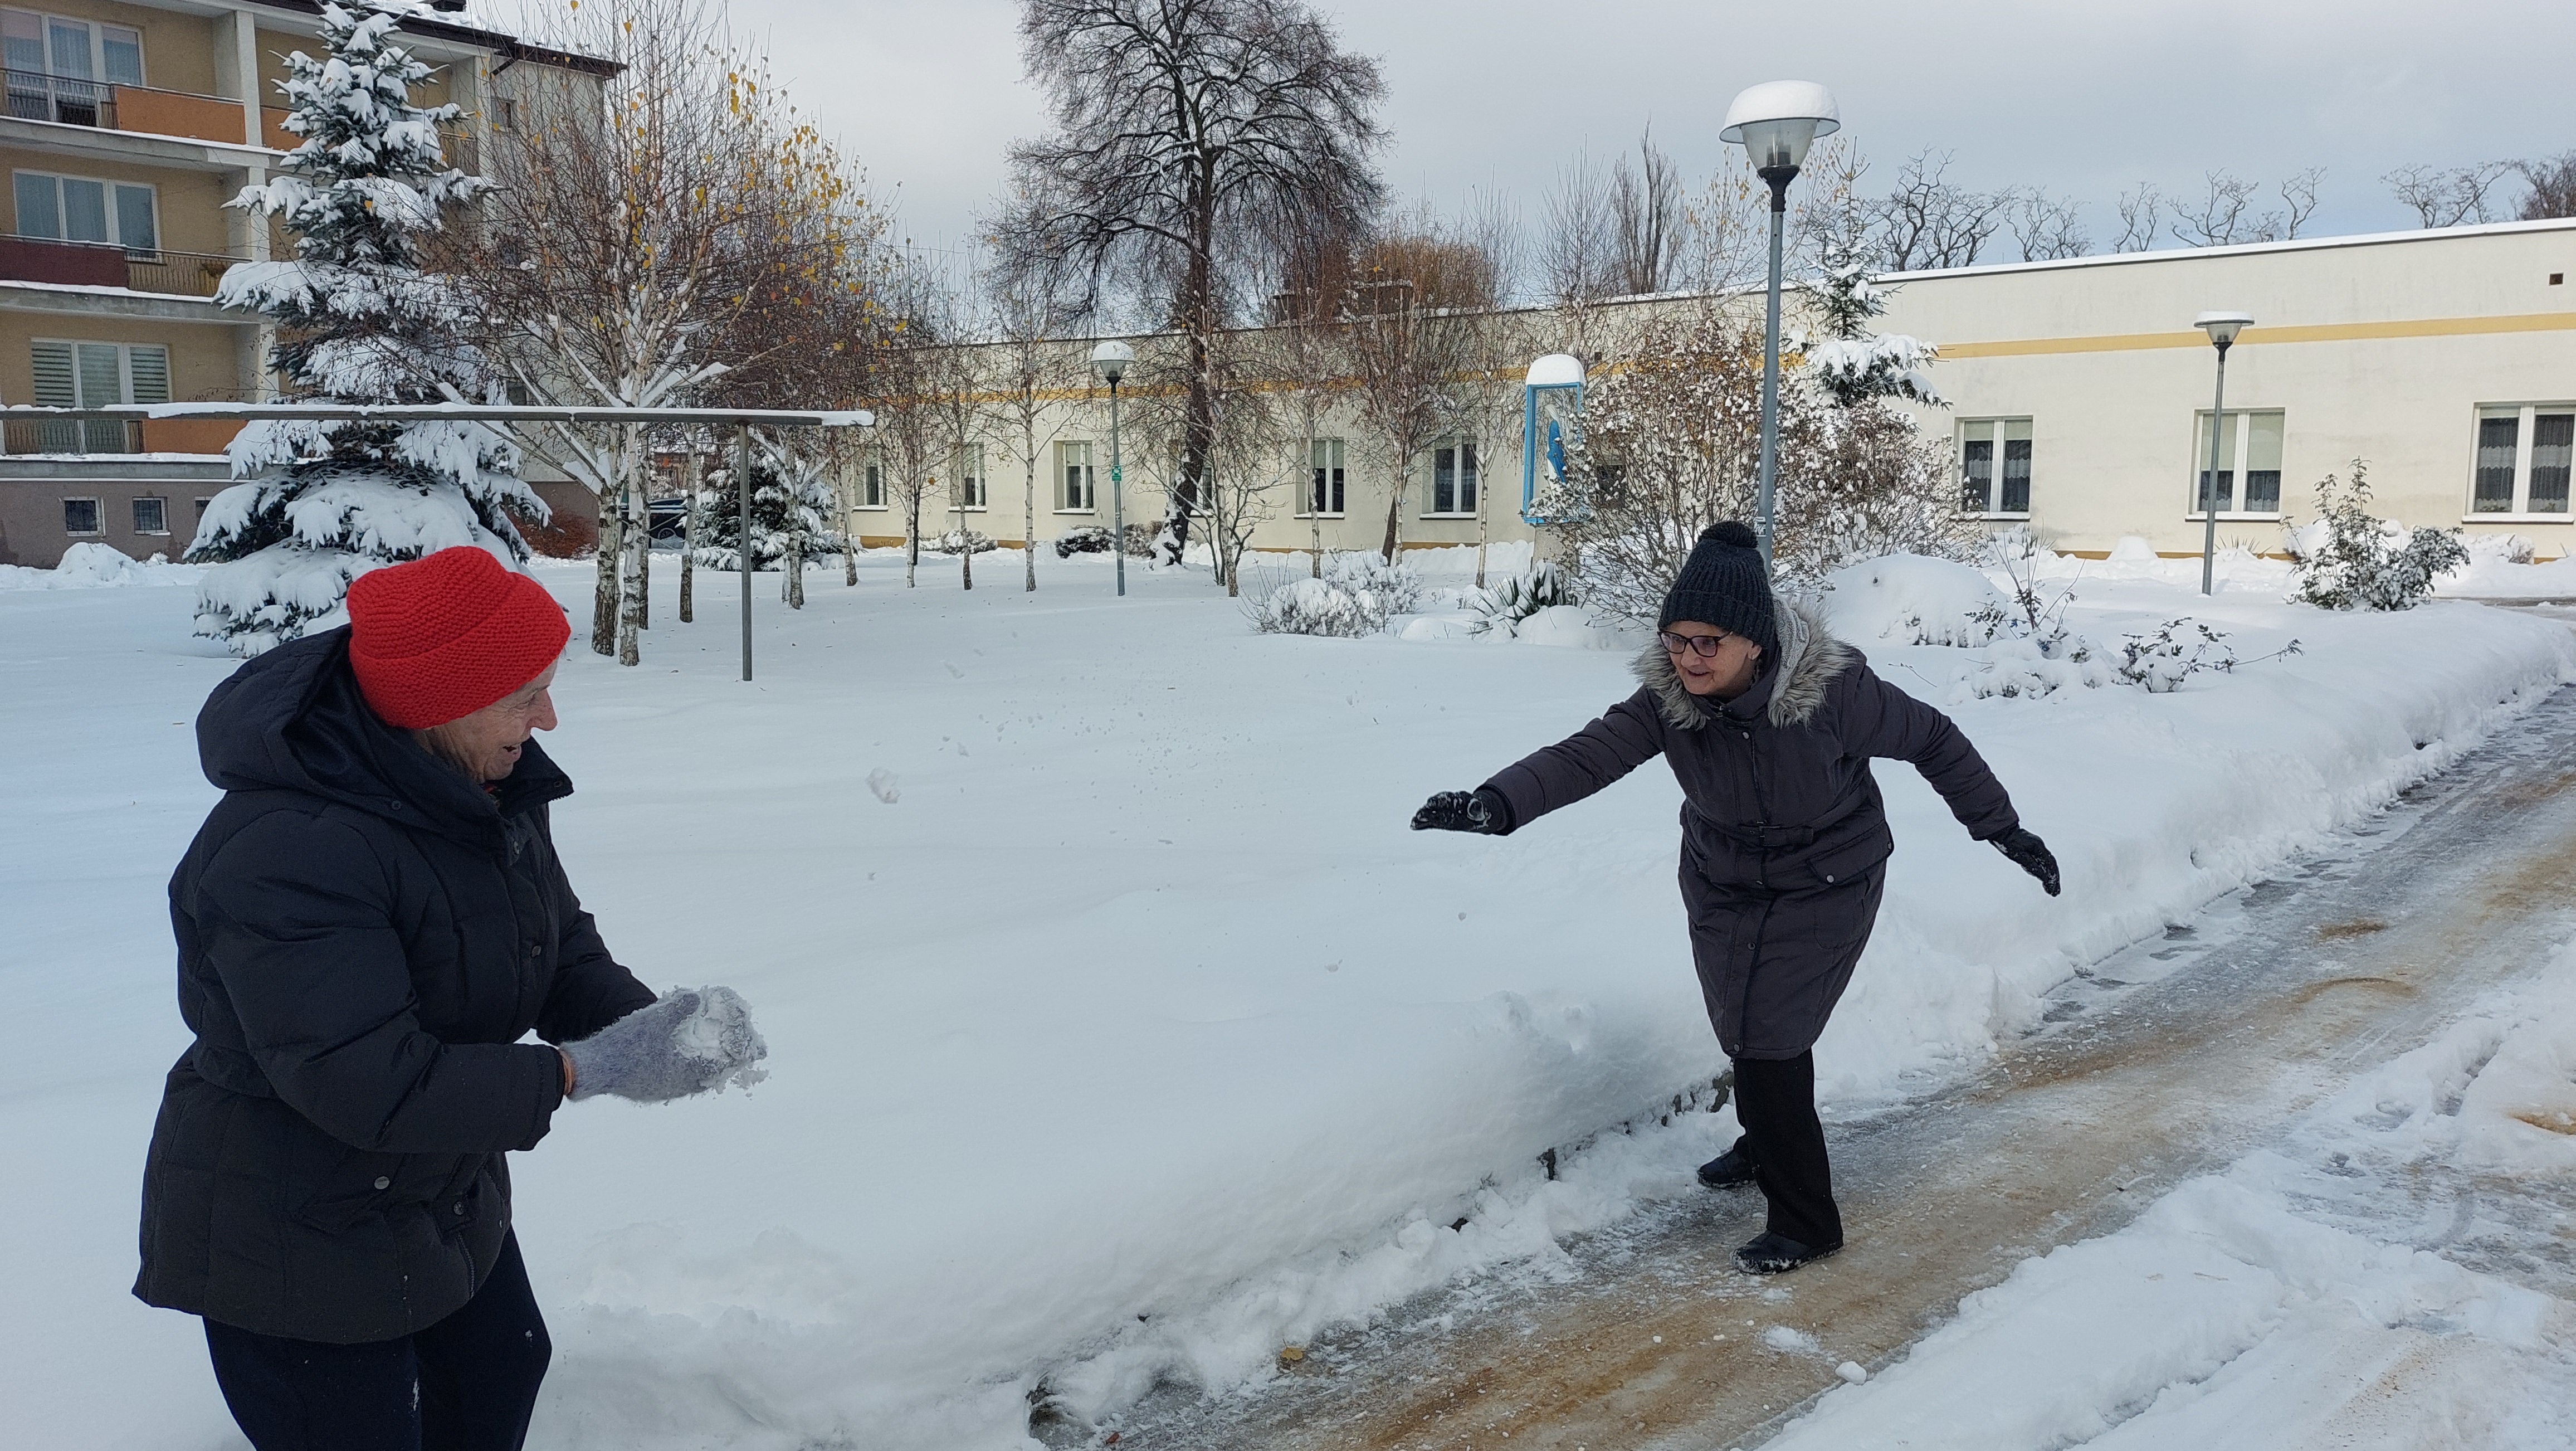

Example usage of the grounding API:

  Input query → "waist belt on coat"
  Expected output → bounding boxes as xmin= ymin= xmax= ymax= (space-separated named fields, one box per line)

xmin=188 ymin=1041 xmax=279 ymax=1100
xmin=1702 ymin=789 xmax=1868 ymax=853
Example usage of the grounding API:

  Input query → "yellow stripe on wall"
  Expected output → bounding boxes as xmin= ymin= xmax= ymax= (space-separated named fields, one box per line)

xmin=1938 ymin=311 xmax=2576 ymax=359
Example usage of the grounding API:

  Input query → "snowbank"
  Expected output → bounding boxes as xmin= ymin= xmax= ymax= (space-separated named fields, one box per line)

xmin=1766 ymin=950 xmax=2576 ymax=1449
xmin=0 ymin=542 xmax=198 ymax=591
xmin=3 ymin=551 xmax=2572 ymax=1449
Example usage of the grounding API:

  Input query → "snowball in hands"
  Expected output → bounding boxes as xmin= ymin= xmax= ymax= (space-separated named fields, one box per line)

xmin=564 ymin=986 xmax=769 ymax=1102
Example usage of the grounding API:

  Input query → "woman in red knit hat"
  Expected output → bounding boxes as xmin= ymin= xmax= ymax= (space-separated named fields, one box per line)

xmin=135 ymin=546 xmax=767 ymax=1451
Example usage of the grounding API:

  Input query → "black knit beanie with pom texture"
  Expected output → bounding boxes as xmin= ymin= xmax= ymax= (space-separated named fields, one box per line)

xmin=1658 ymin=520 xmax=1777 ymax=653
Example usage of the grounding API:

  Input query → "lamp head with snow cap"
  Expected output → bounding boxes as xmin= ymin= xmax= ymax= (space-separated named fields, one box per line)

xmin=1089 ymin=338 xmax=1135 ymax=387
xmin=1721 ymin=80 xmax=1840 ymax=203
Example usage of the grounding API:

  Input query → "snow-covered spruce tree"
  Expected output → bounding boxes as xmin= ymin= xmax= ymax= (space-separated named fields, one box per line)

xmin=187 ymin=4 xmax=530 ymax=653
xmin=691 ymin=443 xmax=842 ymax=607
xmin=1797 ymin=249 xmax=1943 ymax=408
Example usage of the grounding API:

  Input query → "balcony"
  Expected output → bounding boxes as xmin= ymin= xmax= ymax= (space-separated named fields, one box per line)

xmin=0 ymin=415 xmax=242 ymax=456
xmin=5 ymin=68 xmax=253 ymax=147
xmin=0 ymin=233 xmax=243 ymax=297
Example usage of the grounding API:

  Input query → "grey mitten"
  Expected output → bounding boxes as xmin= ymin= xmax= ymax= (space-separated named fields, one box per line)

xmin=563 ymin=986 xmax=770 ymax=1103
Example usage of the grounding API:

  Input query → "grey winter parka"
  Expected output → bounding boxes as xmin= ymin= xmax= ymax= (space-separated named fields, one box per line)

xmin=134 ymin=627 xmax=655 ymax=1343
xmin=1480 ymin=598 xmax=2020 ymax=1059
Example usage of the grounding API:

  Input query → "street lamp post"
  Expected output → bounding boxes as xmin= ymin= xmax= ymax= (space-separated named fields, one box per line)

xmin=2192 ymin=311 xmax=2253 ymax=596
xmin=1090 ymin=339 xmax=1135 ymax=597
xmin=1721 ymin=80 xmax=1840 ymax=570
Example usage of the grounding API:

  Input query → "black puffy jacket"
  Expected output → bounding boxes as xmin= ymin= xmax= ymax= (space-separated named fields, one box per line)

xmin=134 ymin=627 xmax=653 ymax=1343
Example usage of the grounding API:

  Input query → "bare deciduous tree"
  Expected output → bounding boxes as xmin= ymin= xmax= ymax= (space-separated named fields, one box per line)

xmin=2008 ymin=188 xmax=2091 ymax=260
xmin=2384 ymin=160 xmax=2516 ymax=227
xmin=1874 ymin=150 xmax=2008 ymax=270
xmin=2520 ymin=152 xmax=2576 ymax=220
xmin=982 ymin=262 xmax=1075 ymax=591
xmin=2114 ymin=183 xmax=2163 ymax=252
xmin=990 ymin=0 xmax=1387 ymax=571
xmin=1344 ymin=222 xmax=1490 ymax=562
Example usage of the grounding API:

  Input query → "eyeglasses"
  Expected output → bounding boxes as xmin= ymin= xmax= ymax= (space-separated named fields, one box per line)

xmin=1657 ymin=630 xmax=1735 ymax=658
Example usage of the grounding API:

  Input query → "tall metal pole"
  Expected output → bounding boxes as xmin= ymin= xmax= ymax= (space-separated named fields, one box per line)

xmin=1108 ymin=379 xmax=1126 ymax=597
xmin=2199 ymin=342 xmax=2231 ymax=596
xmin=1755 ymin=167 xmax=1796 ymax=569
xmin=737 ymin=423 xmax=754 ymax=680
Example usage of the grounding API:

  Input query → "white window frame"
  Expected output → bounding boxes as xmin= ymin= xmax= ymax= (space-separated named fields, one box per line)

xmin=32 ymin=337 xmax=168 ymax=405
xmin=489 ymin=96 xmax=517 ymax=133
xmin=2465 ymin=403 xmax=2576 ymax=522
xmin=1298 ymin=436 xmax=1345 ymax=518
xmin=856 ymin=456 xmax=887 ymax=510
xmin=1056 ymin=440 xmax=1095 ymax=513
xmin=2184 ymin=408 xmax=2286 ymax=522
xmin=59 ymin=494 xmax=98 ymax=534
xmin=2 ymin=10 xmax=145 ymax=87
xmin=952 ymin=442 xmax=987 ymax=511
xmin=1957 ymin=417 xmax=2033 ymax=519
xmin=130 ymin=494 xmax=166 ymax=534
xmin=12 ymin=168 xmax=160 ymax=252
xmin=1424 ymin=437 xmax=1479 ymax=518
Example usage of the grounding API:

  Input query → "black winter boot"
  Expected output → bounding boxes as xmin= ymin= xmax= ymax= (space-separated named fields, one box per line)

xmin=1696 ymin=1137 xmax=1757 ymax=1188
xmin=1733 ymin=1231 xmax=1841 ymax=1275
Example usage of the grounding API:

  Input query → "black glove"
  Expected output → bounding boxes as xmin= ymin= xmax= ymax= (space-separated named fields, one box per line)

xmin=1412 ymin=787 xmax=1511 ymax=835
xmin=1992 ymin=827 xmax=2060 ymax=897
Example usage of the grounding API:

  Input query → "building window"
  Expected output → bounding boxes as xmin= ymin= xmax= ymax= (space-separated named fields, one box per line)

xmin=2468 ymin=405 xmax=2575 ymax=517
xmin=952 ymin=443 xmax=987 ymax=510
xmin=490 ymin=97 xmax=518 ymax=133
xmin=1057 ymin=440 xmax=1095 ymax=512
xmin=60 ymin=495 xmax=97 ymax=534
xmin=2 ymin=12 xmax=144 ymax=127
xmin=192 ymin=495 xmax=209 ymax=515
xmin=2190 ymin=408 xmax=2285 ymax=518
xmin=1959 ymin=417 xmax=2032 ymax=516
xmin=12 ymin=170 xmax=157 ymax=252
xmin=28 ymin=338 xmax=162 ymax=451
xmin=1302 ymin=437 xmax=1345 ymax=517
xmin=858 ymin=456 xmax=886 ymax=509
xmin=131 ymin=495 xmax=165 ymax=534
xmin=1427 ymin=439 xmax=1477 ymax=516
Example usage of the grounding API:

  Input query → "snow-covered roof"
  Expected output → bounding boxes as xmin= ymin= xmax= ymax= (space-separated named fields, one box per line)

xmin=1877 ymin=215 xmax=2576 ymax=285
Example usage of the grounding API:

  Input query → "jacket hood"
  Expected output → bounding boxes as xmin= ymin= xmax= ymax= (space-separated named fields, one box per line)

xmin=196 ymin=627 xmax=571 ymax=843
xmin=1635 ymin=594 xmax=1856 ymax=731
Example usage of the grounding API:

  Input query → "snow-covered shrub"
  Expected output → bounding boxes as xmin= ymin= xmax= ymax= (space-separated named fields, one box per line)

xmin=1053 ymin=524 xmax=1155 ymax=559
xmin=1321 ymin=551 xmax=1423 ymax=615
xmin=1958 ymin=638 xmax=2114 ymax=699
xmin=2113 ymin=619 xmax=2236 ymax=693
xmin=934 ymin=529 xmax=997 ymax=555
xmin=1250 ymin=576 xmax=1391 ymax=637
xmin=2287 ymin=462 xmax=2468 ymax=611
xmin=1467 ymin=561 xmax=1581 ymax=636
xmin=186 ymin=5 xmax=530 ymax=653
xmin=1819 ymin=554 xmax=2007 ymax=647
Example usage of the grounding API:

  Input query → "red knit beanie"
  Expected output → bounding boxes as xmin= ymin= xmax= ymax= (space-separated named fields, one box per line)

xmin=346 ymin=547 xmax=570 ymax=729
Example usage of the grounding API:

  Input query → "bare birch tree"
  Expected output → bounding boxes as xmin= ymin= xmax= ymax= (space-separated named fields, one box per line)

xmin=989 ymin=0 xmax=1387 ymax=571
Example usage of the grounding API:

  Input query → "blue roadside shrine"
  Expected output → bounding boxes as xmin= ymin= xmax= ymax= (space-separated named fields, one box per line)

xmin=1521 ymin=353 xmax=1585 ymax=523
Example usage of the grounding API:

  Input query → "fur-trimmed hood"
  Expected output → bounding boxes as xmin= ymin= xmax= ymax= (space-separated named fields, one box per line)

xmin=1635 ymin=594 xmax=1856 ymax=731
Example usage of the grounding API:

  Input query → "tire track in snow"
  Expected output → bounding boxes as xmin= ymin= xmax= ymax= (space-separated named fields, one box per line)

xmin=1071 ymin=681 xmax=2576 ymax=1451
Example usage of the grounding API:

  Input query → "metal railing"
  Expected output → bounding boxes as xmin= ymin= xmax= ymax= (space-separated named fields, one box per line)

xmin=2 ymin=417 xmax=143 ymax=455
xmin=3 ymin=66 xmax=113 ymax=128
xmin=0 ymin=234 xmax=245 ymax=297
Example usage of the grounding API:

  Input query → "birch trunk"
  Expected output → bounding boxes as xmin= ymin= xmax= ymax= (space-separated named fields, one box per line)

xmin=591 ymin=491 xmax=621 ymax=655
xmin=679 ymin=449 xmax=696 ymax=622
xmin=786 ymin=537 xmax=805 ymax=608
xmin=1023 ymin=447 xmax=1037 ymax=591
xmin=616 ymin=480 xmax=643 ymax=666
xmin=905 ymin=490 xmax=920 ymax=587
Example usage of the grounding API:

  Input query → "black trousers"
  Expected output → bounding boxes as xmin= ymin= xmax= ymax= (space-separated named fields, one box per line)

xmin=203 ymin=1231 xmax=551 ymax=1451
xmin=1730 ymin=1051 xmax=1842 ymax=1249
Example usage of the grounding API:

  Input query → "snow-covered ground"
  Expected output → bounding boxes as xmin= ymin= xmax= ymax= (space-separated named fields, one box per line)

xmin=4 ymin=543 xmax=2574 ymax=1449
xmin=1764 ymin=947 xmax=2576 ymax=1450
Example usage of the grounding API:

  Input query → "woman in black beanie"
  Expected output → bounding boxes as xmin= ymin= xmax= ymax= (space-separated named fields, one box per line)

xmin=1412 ymin=523 xmax=2059 ymax=1273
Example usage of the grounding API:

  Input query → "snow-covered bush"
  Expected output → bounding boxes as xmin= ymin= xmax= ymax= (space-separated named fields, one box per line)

xmin=186 ymin=4 xmax=529 ymax=653
xmin=2287 ymin=462 xmax=2468 ymax=611
xmin=934 ymin=529 xmax=997 ymax=555
xmin=1958 ymin=637 xmax=2114 ymax=699
xmin=1250 ymin=576 xmax=1391 ymax=637
xmin=1052 ymin=524 xmax=1155 ymax=559
xmin=1321 ymin=551 xmax=1423 ymax=616
xmin=2113 ymin=619 xmax=2237 ymax=692
xmin=1467 ymin=561 xmax=1580 ymax=636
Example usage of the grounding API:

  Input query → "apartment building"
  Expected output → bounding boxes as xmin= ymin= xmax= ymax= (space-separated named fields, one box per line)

xmin=0 ymin=0 xmax=608 ymax=568
xmin=914 ymin=218 xmax=2575 ymax=565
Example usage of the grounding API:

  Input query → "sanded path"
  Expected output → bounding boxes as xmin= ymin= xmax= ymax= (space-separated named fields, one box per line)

xmin=1075 ymin=684 xmax=2576 ymax=1451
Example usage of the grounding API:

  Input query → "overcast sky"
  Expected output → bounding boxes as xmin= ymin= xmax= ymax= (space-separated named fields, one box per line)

xmin=724 ymin=0 xmax=2574 ymax=268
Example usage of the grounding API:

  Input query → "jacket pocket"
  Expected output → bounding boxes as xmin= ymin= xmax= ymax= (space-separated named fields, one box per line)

xmin=1797 ymin=823 xmax=1895 ymax=892
xmin=292 ymin=1146 xmax=413 ymax=1233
